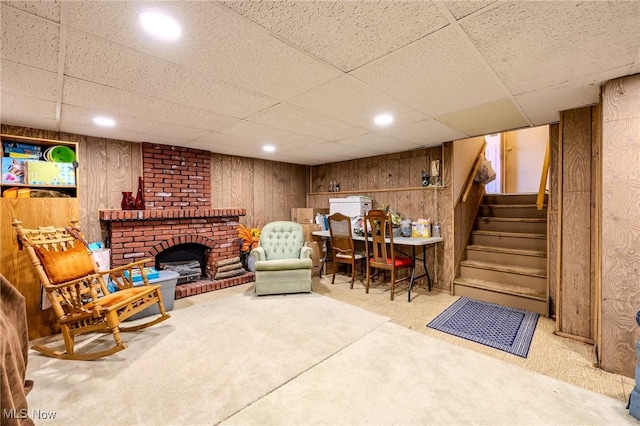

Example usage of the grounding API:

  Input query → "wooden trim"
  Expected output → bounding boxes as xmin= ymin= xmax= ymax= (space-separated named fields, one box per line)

xmin=499 ymin=133 xmax=506 ymax=193
xmin=556 ymin=112 xmax=564 ymax=333
xmin=554 ymin=331 xmax=595 ymax=345
xmin=593 ymin=97 xmax=603 ymax=366
xmin=0 ymin=133 xmax=69 ymax=145
xmin=537 ymin=136 xmax=550 ymax=210
xmin=462 ymin=142 xmax=487 ymax=202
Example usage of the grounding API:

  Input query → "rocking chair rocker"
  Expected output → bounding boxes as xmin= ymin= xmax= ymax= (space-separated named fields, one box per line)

xmin=13 ymin=219 xmax=170 ymax=361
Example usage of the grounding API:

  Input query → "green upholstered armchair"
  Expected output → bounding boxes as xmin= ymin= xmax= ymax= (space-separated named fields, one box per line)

xmin=250 ymin=221 xmax=313 ymax=295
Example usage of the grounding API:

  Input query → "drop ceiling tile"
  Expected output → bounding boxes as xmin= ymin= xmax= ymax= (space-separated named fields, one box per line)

xmin=461 ymin=1 xmax=640 ymax=95
xmin=60 ymin=104 xmax=210 ymax=143
xmin=276 ymin=145 xmax=352 ymax=165
xmin=443 ymin=1 xmax=497 ymax=20
xmin=66 ymin=1 xmax=342 ymax=100
xmin=2 ymin=0 xmax=61 ymax=22
xmin=191 ymin=143 xmax=256 ymax=159
xmin=64 ymin=29 xmax=277 ymax=118
xmin=339 ymin=132 xmax=422 ymax=154
xmin=248 ymin=103 xmax=369 ymax=140
xmin=308 ymin=141 xmax=388 ymax=160
xmin=222 ymin=1 xmax=448 ymax=72
xmin=1 ymin=60 xmax=58 ymax=100
xmin=60 ymin=121 xmax=183 ymax=147
xmin=515 ymin=65 xmax=632 ymax=126
xmin=254 ymin=149 xmax=341 ymax=166
xmin=516 ymin=82 xmax=607 ymax=126
xmin=0 ymin=4 xmax=58 ymax=71
xmin=1 ymin=92 xmax=56 ymax=125
xmin=351 ymin=26 xmax=506 ymax=117
xmin=381 ymin=119 xmax=468 ymax=146
xmin=219 ymin=121 xmax=327 ymax=148
xmin=186 ymin=131 xmax=273 ymax=155
xmin=436 ymin=98 xmax=529 ymax=137
xmin=288 ymin=75 xmax=428 ymax=130
xmin=63 ymin=78 xmax=241 ymax=132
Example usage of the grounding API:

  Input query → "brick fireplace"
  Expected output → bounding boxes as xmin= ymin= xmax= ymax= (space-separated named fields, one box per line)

xmin=99 ymin=143 xmax=254 ymax=299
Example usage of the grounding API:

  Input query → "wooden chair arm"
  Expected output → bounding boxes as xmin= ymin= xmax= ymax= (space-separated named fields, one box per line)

xmin=105 ymin=258 xmax=154 ymax=290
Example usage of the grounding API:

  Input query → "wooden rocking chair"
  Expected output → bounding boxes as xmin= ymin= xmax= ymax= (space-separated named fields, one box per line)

xmin=13 ymin=219 xmax=170 ymax=361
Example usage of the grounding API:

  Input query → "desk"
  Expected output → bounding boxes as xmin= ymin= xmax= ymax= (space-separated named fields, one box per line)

xmin=312 ymin=230 xmax=443 ymax=301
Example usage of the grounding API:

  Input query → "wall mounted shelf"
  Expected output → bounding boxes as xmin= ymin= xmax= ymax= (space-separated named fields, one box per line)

xmin=308 ymin=185 xmax=446 ymax=196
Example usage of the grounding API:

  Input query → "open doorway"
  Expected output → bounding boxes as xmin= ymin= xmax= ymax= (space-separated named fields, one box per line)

xmin=484 ymin=133 xmax=502 ymax=193
xmin=483 ymin=125 xmax=549 ymax=194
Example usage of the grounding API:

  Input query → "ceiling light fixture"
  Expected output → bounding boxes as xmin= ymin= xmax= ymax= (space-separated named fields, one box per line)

xmin=139 ymin=10 xmax=181 ymax=41
xmin=93 ymin=116 xmax=116 ymax=127
xmin=263 ymin=145 xmax=276 ymax=153
xmin=374 ymin=113 xmax=394 ymax=126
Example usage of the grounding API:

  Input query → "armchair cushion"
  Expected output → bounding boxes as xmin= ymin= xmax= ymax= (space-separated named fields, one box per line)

xmin=34 ymin=243 xmax=96 ymax=284
xmin=258 ymin=221 xmax=307 ymax=260
xmin=255 ymin=258 xmax=312 ymax=271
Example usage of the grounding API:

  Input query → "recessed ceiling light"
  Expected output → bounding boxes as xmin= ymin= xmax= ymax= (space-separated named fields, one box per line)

xmin=139 ymin=10 xmax=181 ymax=41
xmin=93 ymin=116 xmax=116 ymax=127
xmin=263 ymin=145 xmax=276 ymax=153
xmin=374 ymin=113 xmax=394 ymax=126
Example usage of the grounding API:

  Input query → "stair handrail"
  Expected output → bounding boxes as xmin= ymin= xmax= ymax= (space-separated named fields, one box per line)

xmin=462 ymin=141 xmax=488 ymax=202
xmin=536 ymin=136 xmax=550 ymax=210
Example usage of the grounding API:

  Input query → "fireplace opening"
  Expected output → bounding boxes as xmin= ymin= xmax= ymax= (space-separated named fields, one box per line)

xmin=155 ymin=243 xmax=208 ymax=284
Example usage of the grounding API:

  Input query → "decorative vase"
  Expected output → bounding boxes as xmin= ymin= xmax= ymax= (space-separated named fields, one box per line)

xmin=135 ymin=176 xmax=145 ymax=210
xmin=121 ymin=191 xmax=134 ymax=210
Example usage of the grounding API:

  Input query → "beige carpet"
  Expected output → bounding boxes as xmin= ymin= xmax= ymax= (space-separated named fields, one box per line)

xmin=313 ymin=273 xmax=635 ymax=402
xmin=24 ymin=280 xmax=637 ymax=425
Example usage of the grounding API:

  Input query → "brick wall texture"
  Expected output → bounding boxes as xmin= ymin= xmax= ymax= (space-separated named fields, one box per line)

xmin=141 ymin=142 xmax=211 ymax=209
xmin=102 ymin=144 xmax=247 ymax=283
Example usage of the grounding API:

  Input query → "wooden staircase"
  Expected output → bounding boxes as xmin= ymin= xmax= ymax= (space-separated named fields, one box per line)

xmin=454 ymin=193 xmax=549 ymax=316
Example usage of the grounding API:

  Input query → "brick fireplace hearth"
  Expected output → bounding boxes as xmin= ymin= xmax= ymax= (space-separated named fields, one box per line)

xmin=99 ymin=208 xmax=255 ymax=299
xmin=99 ymin=143 xmax=254 ymax=299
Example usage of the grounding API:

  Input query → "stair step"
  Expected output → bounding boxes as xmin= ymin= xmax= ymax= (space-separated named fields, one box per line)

xmin=465 ymin=245 xmax=546 ymax=258
xmin=481 ymin=204 xmax=542 ymax=209
xmin=453 ymin=276 xmax=546 ymax=301
xmin=466 ymin=244 xmax=547 ymax=273
xmin=475 ymin=217 xmax=547 ymax=234
xmin=472 ymin=230 xmax=546 ymax=239
xmin=479 ymin=204 xmax=547 ymax=218
xmin=470 ymin=230 xmax=547 ymax=251
xmin=482 ymin=193 xmax=545 ymax=205
xmin=460 ymin=260 xmax=546 ymax=278
xmin=476 ymin=217 xmax=546 ymax=223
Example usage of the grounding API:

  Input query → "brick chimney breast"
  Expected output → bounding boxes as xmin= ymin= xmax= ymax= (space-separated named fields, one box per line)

xmin=142 ymin=143 xmax=211 ymax=210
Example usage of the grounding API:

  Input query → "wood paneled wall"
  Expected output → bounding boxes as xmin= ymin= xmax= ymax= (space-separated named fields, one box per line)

xmin=307 ymin=146 xmax=455 ymax=291
xmin=600 ymin=74 xmax=640 ymax=377
xmin=0 ymin=198 xmax=80 ymax=339
xmin=1 ymin=125 xmax=307 ymax=243
xmin=557 ymin=107 xmax=597 ymax=341
xmin=548 ymin=123 xmax=559 ymax=317
xmin=211 ymin=154 xmax=307 ymax=229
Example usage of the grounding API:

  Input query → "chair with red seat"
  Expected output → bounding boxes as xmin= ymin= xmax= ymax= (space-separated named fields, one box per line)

xmin=363 ymin=209 xmax=414 ymax=300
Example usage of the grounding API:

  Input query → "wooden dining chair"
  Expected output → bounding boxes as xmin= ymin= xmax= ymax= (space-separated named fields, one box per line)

xmin=363 ymin=209 xmax=414 ymax=300
xmin=328 ymin=213 xmax=365 ymax=288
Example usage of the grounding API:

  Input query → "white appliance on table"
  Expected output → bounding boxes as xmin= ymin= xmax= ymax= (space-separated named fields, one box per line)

xmin=329 ymin=196 xmax=372 ymax=217
xmin=329 ymin=196 xmax=372 ymax=235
